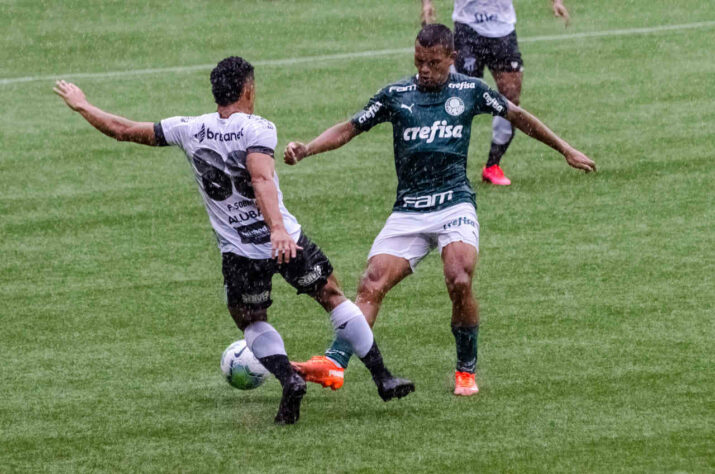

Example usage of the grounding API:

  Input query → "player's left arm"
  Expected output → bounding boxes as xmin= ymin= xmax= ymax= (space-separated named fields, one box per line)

xmin=505 ymin=101 xmax=596 ymax=172
xmin=551 ymin=0 xmax=570 ymax=26
xmin=53 ymin=80 xmax=158 ymax=146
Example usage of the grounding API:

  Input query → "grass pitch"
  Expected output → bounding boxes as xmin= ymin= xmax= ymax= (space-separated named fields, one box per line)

xmin=1 ymin=1 xmax=713 ymax=472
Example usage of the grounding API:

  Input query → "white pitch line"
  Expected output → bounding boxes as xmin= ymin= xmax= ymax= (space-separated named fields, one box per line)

xmin=2 ymin=20 xmax=714 ymax=86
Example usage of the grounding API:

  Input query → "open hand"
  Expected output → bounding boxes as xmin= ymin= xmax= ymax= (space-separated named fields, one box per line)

xmin=271 ymin=228 xmax=302 ymax=265
xmin=53 ymin=80 xmax=88 ymax=111
xmin=564 ymin=148 xmax=596 ymax=173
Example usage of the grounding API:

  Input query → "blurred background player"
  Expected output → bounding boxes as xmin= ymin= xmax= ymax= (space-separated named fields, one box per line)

xmin=421 ymin=0 xmax=570 ymax=185
xmin=53 ymin=56 xmax=413 ymax=425
xmin=285 ymin=25 xmax=594 ymax=396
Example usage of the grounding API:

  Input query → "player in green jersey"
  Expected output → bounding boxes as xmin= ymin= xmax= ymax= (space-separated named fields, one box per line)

xmin=284 ymin=24 xmax=595 ymax=395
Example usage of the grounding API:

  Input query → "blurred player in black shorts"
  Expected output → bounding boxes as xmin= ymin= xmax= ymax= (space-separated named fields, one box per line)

xmin=422 ymin=0 xmax=570 ymax=185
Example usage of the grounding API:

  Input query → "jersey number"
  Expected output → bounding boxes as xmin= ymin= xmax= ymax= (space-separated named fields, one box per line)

xmin=191 ymin=148 xmax=255 ymax=201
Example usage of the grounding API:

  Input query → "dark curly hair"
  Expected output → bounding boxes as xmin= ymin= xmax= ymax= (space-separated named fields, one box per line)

xmin=210 ymin=56 xmax=255 ymax=106
xmin=416 ymin=24 xmax=454 ymax=51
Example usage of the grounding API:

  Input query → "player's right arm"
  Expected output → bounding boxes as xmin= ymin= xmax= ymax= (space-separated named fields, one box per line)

xmin=53 ymin=80 xmax=158 ymax=146
xmin=284 ymin=87 xmax=391 ymax=165
xmin=284 ymin=121 xmax=359 ymax=165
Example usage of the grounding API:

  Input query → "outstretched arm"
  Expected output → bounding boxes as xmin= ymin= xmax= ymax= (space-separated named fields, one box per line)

xmin=283 ymin=121 xmax=359 ymax=165
xmin=53 ymin=80 xmax=157 ymax=146
xmin=505 ymin=102 xmax=596 ymax=172
xmin=247 ymin=153 xmax=302 ymax=264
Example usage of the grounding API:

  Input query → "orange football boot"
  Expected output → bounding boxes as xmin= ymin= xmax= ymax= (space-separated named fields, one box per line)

xmin=481 ymin=164 xmax=511 ymax=186
xmin=454 ymin=371 xmax=479 ymax=396
xmin=291 ymin=356 xmax=344 ymax=390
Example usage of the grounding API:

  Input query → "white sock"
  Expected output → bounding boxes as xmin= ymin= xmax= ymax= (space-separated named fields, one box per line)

xmin=244 ymin=321 xmax=286 ymax=359
xmin=330 ymin=300 xmax=374 ymax=358
xmin=492 ymin=116 xmax=514 ymax=145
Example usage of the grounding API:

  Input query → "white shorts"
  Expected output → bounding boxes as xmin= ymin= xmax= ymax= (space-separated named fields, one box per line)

xmin=368 ymin=203 xmax=479 ymax=271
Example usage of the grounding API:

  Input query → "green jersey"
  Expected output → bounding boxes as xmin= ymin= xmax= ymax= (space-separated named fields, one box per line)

xmin=351 ymin=72 xmax=509 ymax=213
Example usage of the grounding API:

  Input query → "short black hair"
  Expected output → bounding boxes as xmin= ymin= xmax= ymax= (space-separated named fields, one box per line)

xmin=210 ymin=56 xmax=255 ymax=106
xmin=416 ymin=24 xmax=454 ymax=51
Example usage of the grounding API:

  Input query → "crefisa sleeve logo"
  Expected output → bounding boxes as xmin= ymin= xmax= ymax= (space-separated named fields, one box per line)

xmin=445 ymin=97 xmax=465 ymax=116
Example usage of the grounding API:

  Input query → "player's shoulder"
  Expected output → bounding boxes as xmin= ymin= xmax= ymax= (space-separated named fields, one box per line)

xmin=243 ymin=113 xmax=276 ymax=130
xmin=379 ymin=76 xmax=418 ymax=97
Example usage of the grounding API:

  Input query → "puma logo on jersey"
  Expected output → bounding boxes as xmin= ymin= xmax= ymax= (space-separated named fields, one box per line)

xmin=400 ymin=103 xmax=415 ymax=114
xmin=402 ymin=120 xmax=463 ymax=143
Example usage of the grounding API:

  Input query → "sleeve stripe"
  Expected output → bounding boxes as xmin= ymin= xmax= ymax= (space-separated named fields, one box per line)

xmin=246 ymin=146 xmax=275 ymax=158
xmin=153 ymin=122 xmax=169 ymax=147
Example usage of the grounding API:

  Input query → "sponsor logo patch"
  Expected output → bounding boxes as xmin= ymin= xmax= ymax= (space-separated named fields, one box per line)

xmin=194 ymin=124 xmax=206 ymax=143
xmin=402 ymin=120 xmax=463 ymax=143
xmin=403 ymin=190 xmax=454 ymax=209
xmin=448 ymin=81 xmax=476 ymax=90
xmin=483 ymin=92 xmax=504 ymax=113
xmin=242 ymin=291 xmax=270 ymax=304
xmin=193 ymin=123 xmax=244 ymax=143
xmin=357 ymin=101 xmax=383 ymax=124
xmin=234 ymin=221 xmax=270 ymax=244
xmin=388 ymin=84 xmax=417 ymax=93
xmin=297 ymin=265 xmax=323 ymax=287
xmin=442 ymin=216 xmax=477 ymax=230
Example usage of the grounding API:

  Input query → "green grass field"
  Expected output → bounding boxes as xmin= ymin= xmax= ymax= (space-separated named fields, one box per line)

xmin=2 ymin=1 xmax=713 ymax=472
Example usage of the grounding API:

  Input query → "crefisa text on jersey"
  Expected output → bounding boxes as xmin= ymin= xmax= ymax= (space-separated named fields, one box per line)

xmin=403 ymin=120 xmax=464 ymax=143
xmin=448 ymin=81 xmax=476 ymax=90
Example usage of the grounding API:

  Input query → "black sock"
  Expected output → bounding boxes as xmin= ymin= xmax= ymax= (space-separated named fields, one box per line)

xmin=451 ymin=324 xmax=478 ymax=373
xmin=359 ymin=342 xmax=392 ymax=382
xmin=486 ymin=132 xmax=515 ymax=167
xmin=258 ymin=354 xmax=295 ymax=386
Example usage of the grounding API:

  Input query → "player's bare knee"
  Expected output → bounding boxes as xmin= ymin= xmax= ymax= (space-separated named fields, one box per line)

xmin=357 ymin=270 xmax=388 ymax=303
xmin=313 ymin=276 xmax=346 ymax=311
xmin=445 ymin=272 xmax=473 ymax=299
xmin=228 ymin=305 xmax=267 ymax=331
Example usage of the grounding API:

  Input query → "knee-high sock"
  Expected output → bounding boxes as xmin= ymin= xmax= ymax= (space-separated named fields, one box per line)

xmin=244 ymin=321 xmax=286 ymax=359
xmin=325 ymin=300 xmax=375 ymax=368
xmin=486 ymin=116 xmax=515 ymax=167
xmin=244 ymin=321 xmax=293 ymax=385
xmin=452 ymin=324 xmax=478 ymax=373
xmin=331 ymin=300 xmax=374 ymax=354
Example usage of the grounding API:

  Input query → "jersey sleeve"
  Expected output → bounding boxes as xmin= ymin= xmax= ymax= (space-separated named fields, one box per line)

xmin=350 ymin=88 xmax=392 ymax=132
xmin=155 ymin=116 xmax=192 ymax=147
xmin=472 ymin=84 xmax=509 ymax=118
xmin=244 ymin=119 xmax=278 ymax=157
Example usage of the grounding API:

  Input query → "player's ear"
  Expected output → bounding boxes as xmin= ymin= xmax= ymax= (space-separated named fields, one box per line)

xmin=243 ymin=79 xmax=256 ymax=102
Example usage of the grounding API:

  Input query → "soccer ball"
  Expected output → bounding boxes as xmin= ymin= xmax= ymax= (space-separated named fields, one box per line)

xmin=220 ymin=339 xmax=270 ymax=390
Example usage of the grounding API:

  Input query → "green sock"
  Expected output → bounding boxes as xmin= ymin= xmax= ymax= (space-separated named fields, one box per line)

xmin=325 ymin=337 xmax=353 ymax=369
xmin=451 ymin=324 xmax=478 ymax=373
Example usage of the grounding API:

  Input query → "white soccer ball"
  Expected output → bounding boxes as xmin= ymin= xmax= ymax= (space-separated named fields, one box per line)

xmin=220 ymin=339 xmax=270 ymax=390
